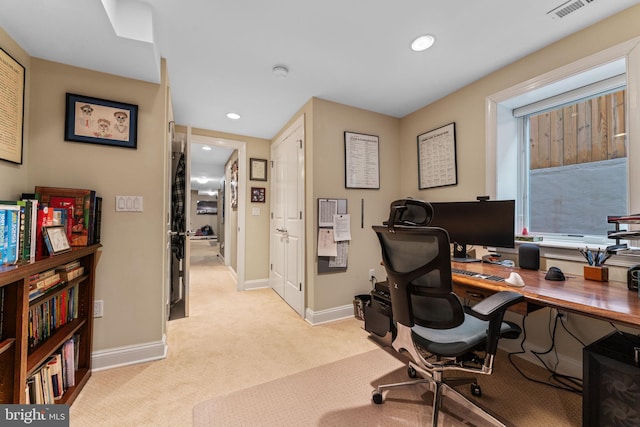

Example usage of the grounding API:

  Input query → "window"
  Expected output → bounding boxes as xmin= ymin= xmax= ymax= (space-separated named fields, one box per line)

xmin=487 ymin=38 xmax=640 ymax=251
xmin=523 ymin=88 xmax=627 ymax=239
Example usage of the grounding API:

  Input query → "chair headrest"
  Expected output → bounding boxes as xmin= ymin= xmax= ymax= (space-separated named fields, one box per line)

xmin=386 ymin=199 xmax=434 ymax=230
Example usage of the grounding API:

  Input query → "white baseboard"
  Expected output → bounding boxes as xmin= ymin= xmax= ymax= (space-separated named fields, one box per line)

xmin=305 ymin=304 xmax=354 ymax=325
xmin=243 ymin=278 xmax=270 ymax=290
xmin=92 ymin=335 xmax=168 ymax=372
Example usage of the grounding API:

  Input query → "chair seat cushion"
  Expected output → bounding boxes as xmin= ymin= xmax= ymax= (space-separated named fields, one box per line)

xmin=411 ymin=314 xmax=519 ymax=357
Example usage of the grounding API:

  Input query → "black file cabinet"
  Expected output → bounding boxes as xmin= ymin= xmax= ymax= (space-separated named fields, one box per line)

xmin=364 ymin=281 xmax=394 ymax=343
xmin=583 ymin=331 xmax=640 ymax=427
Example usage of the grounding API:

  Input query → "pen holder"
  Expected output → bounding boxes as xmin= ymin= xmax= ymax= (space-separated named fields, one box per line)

xmin=584 ymin=265 xmax=609 ymax=282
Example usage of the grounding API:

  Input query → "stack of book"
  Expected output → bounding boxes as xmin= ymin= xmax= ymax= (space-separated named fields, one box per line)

xmin=55 ymin=259 xmax=84 ymax=282
xmin=25 ymin=336 xmax=78 ymax=404
xmin=28 ymin=269 xmax=62 ymax=301
xmin=0 ymin=198 xmax=38 ymax=264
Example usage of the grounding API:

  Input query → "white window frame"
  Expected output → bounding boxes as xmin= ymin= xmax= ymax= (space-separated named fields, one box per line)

xmin=485 ymin=37 xmax=640 ymax=265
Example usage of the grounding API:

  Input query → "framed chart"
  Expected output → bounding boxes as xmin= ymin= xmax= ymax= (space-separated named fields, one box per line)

xmin=0 ymin=47 xmax=25 ymax=164
xmin=344 ymin=131 xmax=379 ymax=189
xmin=417 ymin=122 xmax=458 ymax=189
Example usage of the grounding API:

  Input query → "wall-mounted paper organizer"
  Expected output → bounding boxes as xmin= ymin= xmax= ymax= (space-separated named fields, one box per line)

xmin=317 ymin=198 xmax=348 ymax=274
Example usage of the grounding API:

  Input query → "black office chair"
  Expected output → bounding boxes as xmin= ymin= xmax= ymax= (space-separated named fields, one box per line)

xmin=371 ymin=199 xmax=524 ymax=426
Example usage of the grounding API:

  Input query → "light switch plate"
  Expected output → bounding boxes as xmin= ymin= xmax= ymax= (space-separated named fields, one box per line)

xmin=116 ymin=196 xmax=143 ymax=212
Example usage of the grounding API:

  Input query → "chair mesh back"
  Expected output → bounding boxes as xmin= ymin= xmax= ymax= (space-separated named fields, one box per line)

xmin=372 ymin=225 xmax=465 ymax=330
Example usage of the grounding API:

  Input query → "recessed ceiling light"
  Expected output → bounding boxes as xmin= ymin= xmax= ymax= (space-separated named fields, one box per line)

xmin=411 ymin=35 xmax=435 ymax=52
xmin=226 ymin=112 xmax=241 ymax=120
xmin=202 ymin=146 xmax=212 ymax=151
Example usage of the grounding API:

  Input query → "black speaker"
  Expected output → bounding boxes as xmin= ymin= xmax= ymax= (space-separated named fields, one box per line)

xmin=519 ymin=244 xmax=540 ymax=270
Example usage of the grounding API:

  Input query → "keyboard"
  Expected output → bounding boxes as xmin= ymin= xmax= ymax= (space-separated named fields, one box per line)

xmin=451 ymin=268 xmax=505 ymax=282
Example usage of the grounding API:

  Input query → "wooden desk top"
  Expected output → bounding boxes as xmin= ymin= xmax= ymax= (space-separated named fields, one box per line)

xmin=451 ymin=261 xmax=640 ymax=329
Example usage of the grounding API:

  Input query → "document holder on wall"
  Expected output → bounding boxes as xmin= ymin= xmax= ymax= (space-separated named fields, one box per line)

xmin=318 ymin=198 xmax=348 ymax=274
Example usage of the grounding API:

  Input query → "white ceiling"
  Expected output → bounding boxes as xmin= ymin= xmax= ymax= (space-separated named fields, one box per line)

xmin=2 ymin=0 xmax=639 ymax=194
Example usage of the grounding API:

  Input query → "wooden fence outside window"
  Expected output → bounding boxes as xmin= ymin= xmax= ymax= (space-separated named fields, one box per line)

xmin=528 ymin=89 xmax=626 ymax=170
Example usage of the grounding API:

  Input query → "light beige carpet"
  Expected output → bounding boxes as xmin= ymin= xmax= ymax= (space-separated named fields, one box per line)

xmin=193 ymin=346 xmax=581 ymax=427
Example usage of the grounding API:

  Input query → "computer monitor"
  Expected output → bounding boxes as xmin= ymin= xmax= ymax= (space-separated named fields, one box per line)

xmin=429 ymin=199 xmax=516 ymax=262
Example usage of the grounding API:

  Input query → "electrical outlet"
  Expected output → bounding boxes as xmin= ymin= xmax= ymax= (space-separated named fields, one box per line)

xmin=94 ymin=300 xmax=104 ymax=318
xmin=368 ymin=269 xmax=375 ymax=281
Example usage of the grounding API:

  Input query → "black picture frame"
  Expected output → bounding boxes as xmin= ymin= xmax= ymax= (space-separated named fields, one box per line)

xmin=43 ymin=225 xmax=72 ymax=255
xmin=64 ymin=93 xmax=138 ymax=149
xmin=251 ymin=187 xmax=266 ymax=203
xmin=250 ymin=158 xmax=268 ymax=181
xmin=344 ymin=131 xmax=380 ymax=189
xmin=417 ymin=122 xmax=458 ymax=189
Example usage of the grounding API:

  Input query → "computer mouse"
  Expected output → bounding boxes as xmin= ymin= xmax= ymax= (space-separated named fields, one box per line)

xmin=505 ymin=272 xmax=525 ymax=287
xmin=545 ymin=266 xmax=566 ymax=281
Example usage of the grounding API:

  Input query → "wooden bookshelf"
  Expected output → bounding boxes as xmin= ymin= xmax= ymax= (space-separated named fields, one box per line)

xmin=0 ymin=244 xmax=100 ymax=404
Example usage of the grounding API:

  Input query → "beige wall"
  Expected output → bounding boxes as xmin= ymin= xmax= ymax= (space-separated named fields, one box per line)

xmin=0 ymin=28 xmax=30 ymax=198
xmin=25 ymin=58 xmax=169 ymax=351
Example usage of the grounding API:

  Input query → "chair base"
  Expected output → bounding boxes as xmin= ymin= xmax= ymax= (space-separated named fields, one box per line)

xmin=372 ymin=369 xmax=506 ymax=427
xmin=372 ymin=323 xmax=505 ymax=426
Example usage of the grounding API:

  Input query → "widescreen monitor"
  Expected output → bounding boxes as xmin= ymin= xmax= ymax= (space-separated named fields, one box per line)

xmin=429 ymin=199 xmax=515 ymax=262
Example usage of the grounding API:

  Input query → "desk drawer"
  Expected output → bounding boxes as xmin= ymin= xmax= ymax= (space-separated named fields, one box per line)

xmin=453 ymin=283 xmax=529 ymax=316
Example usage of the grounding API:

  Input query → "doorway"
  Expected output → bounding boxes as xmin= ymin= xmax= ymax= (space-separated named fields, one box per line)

xmin=189 ymin=132 xmax=247 ymax=291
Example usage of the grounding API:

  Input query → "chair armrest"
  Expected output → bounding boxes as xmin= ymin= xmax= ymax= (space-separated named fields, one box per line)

xmin=467 ymin=291 xmax=525 ymax=321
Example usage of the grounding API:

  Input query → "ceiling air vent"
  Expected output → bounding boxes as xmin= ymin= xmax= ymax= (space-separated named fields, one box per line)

xmin=547 ymin=0 xmax=595 ymax=21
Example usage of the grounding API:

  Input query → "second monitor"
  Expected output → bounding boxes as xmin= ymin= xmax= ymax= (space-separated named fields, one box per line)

xmin=429 ymin=199 xmax=515 ymax=262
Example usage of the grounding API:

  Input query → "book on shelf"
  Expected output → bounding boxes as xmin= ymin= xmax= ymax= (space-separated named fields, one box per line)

xmin=61 ymin=337 xmax=76 ymax=388
xmin=23 ymin=198 xmax=39 ymax=261
xmin=0 ymin=287 xmax=4 ymax=341
xmin=0 ymin=204 xmax=21 ymax=265
xmin=35 ymin=204 xmax=54 ymax=258
xmin=93 ymin=196 xmax=102 ymax=244
xmin=56 ymin=266 xmax=84 ymax=282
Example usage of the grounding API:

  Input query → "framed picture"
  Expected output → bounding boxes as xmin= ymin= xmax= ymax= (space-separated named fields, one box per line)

xmin=43 ymin=225 xmax=72 ymax=255
xmin=0 ymin=47 xmax=25 ymax=164
xmin=64 ymin=93 xmax=138 ymax=149
xmin=417 ymin=122 xmax=458 ymax=189
xmin=251 ymin=187 xmax=266 ymax=203
xmin=250 ymin=158 xmax=268 ymax=181
xmin=344 ymin=131 xmax=379 ymax=189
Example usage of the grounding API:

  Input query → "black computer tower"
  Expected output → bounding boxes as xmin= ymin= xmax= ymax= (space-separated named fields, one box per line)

xmin=583 ymin=331 xmax=640 ymax=427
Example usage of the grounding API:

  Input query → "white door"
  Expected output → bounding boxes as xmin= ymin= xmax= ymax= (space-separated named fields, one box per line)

xmin=270 ymin=116 xmax=305 ymax=316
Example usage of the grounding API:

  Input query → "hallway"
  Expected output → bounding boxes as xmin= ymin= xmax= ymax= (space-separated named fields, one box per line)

xmin=69 ymin=239 xmax=376 ymax=426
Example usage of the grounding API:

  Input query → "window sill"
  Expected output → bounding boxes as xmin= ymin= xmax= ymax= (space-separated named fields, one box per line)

xmin=493 ymin=240 xmax=640 ymax=269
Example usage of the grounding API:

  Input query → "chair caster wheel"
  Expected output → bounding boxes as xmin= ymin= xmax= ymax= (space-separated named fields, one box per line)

xmin=471 ymin=383 xmax=482 ymax=397
xmin=372 ymin=390 xmax=384 ymax=404
xmin=407 ymin=366 xmax=417 ymax=378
